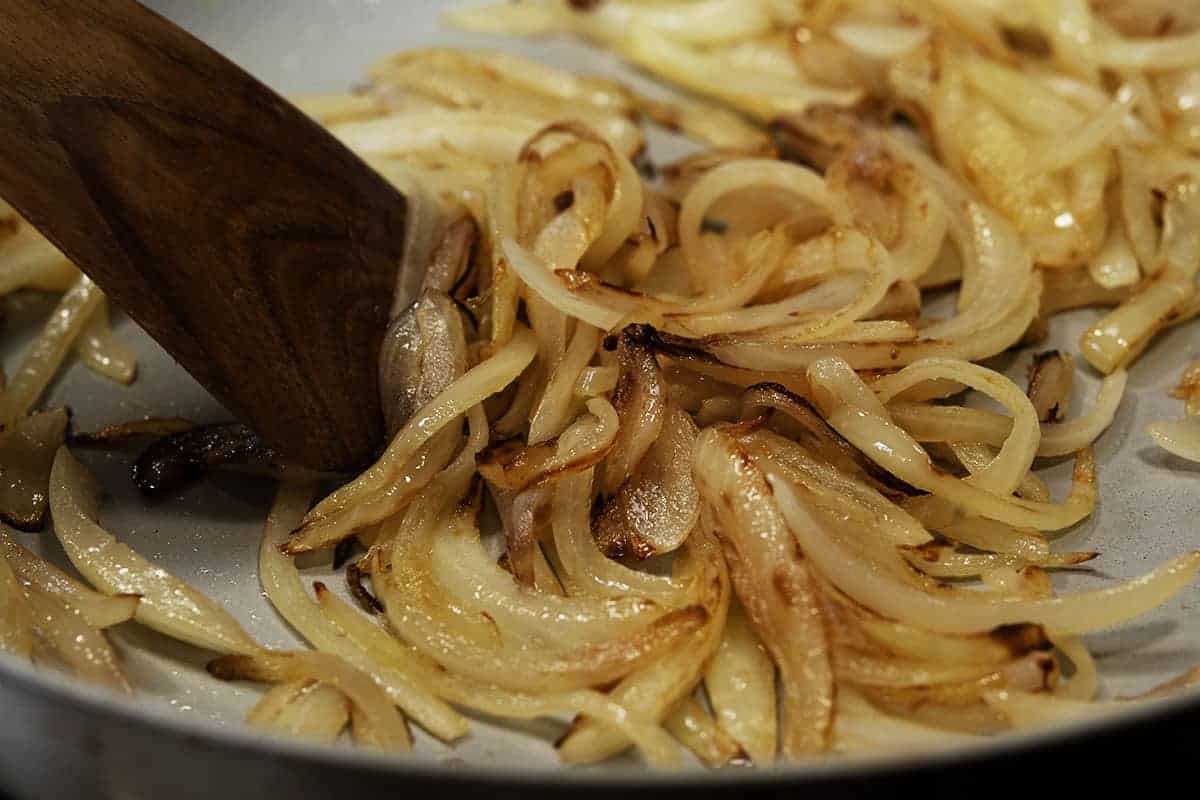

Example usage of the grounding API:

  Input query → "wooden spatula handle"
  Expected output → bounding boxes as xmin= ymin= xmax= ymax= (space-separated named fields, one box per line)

xmin=0 ymin=0 xmax=407 ymax=471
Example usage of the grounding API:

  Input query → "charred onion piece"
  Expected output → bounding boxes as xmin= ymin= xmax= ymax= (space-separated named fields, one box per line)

xmin=133 ymin=423 xmax=278 ymax=496
xmin=1026 ymin=351 xmax=1074 ymax=423
xmin=598 ymin=324 xmax=668 ymax=497
xmin=71 ymin=417 xmax=195 ymax=446
xmin=493 ymin=484 xmax=552 ymax=586
xmin=740 ymin=383 xmax=914 ymax=497
xmin=479 ymin=400 xmax=618 ymax=493
xmin=0 ymin=407 xmax=69 ymax=530
xmin=593 ymin=405 xmax=699 ymax=559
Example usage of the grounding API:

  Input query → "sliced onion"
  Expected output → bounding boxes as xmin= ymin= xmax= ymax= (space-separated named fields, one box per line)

xmin=208 ymin=651 xmax=412 ymax=751
xmin=663 ymin=696 xmax=743 ymax=768
xmin=1172 ymin=361 xmax=1200 ymax=417
xmin=379 ymin=290 xmax=470 ymax=438
xmin=479 ymin=398 xmax=618 ymax=492
xmin=316 ymin=576 xmax=681 ymax=767
xmin=49 ymin=448 xmax=259 ymax=655
xmin=259 ymin=481 xmax=470 ymax=741
xmin=430 ymin=519 xmax=660 ymax=646
xmin=288 ymin=325 xmax=536 ymax=553
xmin=1026 ymin=351 xmax=1075 ymax=423
xmin=593 ymin=405 xmax=699 ymax=559
xmin=622 ymin=27 xmax=860 ymax=123
xmin=740 ymin=382 xmax=910 ymax=497
xmin=556 ymin=528 xmax=728 ymax=764
xmin=25 ymin=584 xmax=129 ymax=693
xmin=771 ymin=474 xmax=1200 ymax=636
xmin=598 ymin=326 xmax=667 ymax=497
xmin=832 ymin=24 xmax=930 ymax=60
xmin=247 ymin=680 xmax=350 ymax=744
xmin=704 ymin=600 xmax=777 ymax=765
xmin=0 ymin=528 xmax=137 ymax=629
xmin=0 ymin=555 xmax=33 ymax=658
xmin=693 ymin=427 xmax=833 ymax=757
xmin=1092 ymin=29 xmax=1200 ymax=70
xmin=74 ymin=299 xmax=136 ymax=386
xmin=887 ymin=369 xmax=1127 ymax=458
xmin=1147 ymin=417 xmax=1200 ymax=462
xmin=0 ymin=275 xmax=103 ymax=427
xmin=0 ymin=408 xmax=68 ymax=531
xmin=871 ymin=359 xmax=1040 ymax=497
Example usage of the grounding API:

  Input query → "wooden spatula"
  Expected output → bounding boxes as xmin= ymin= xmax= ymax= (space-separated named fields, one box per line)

xmin=0 ymin=0 xmax=408 ymax=471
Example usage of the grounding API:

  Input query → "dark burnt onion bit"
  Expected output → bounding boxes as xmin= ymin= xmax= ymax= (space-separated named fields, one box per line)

xmin=346 ymin=561 xmax=384 ymax=614
xmin=133 ymin=423 xmax=276 ymax=496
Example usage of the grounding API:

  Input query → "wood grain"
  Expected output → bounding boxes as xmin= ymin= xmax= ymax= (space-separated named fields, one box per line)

xmin=0 ymin=0 xmax=408 ymax=470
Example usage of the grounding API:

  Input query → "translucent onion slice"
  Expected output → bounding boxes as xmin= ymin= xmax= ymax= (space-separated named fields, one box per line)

xmin=0 ymin=528 xmax=137 ymax=629
xmin=315 ymin=579 xmax=681 ymax=767
xmin=24 ymin=584 xmax=129 ymax=693
xmin=1026 ymin=351 xmax=1075 ymax=423
xmin=704 ymin=601 xmax=778 ymax=765
xmin=811 ymin=358 xmax=1095 ymax=530
xmin=1171 ymin=360 xmax=1200 ymax=417
xmin=1028 ymin=91 xmax=1132 ymax=175
xmin=901 ymin=544 xmax=1097 ymax=579
xmin=556 ymin=528 xmax=728 ymax=764
xmin=0 ymin=555 xmax=34 ymax=658
xmin=378 ymin=290 xmax=469 ymax=438
xmin=48 ymin=448 xmax=259 ymax=655
xmin=886 ymin=369 xmax=1128 ymax=457
xmin=1089 ymin=211 xmax=1141 ymax=290
xmin=0 ymin=407 xmax=69 ymax=531
xmin=871 ymin=359 xmax=1040 ymax=497
xmin=693 ymin=428 xmax=833 ymax=756
xmin=528 ymin=324 xmax=602 ymax=445
xmin=741 ymin=429 xmax=930 ymax=549
xmin=378 ymin=481 xmax=702 ymax=693
xmin=552 ymin=469 xmax=682 ymax=604
xmin=429 ymin=521 xmax=661 ymax=647
xmin=834 ymin=688 xmax=983 ymax=754
xmin=834 ymin=648 xmax=1023 ymax=689
xmin=825 ymin=588 xmax=1049 ymax=667
xmin=832 ymin=24 xmax=930 ymax=59
xmin=1146 ymin=417 xmax=1200 ymax=463
xmin=771 ymin=475 xmax=1200 ymax=636
xmin=247 ymin=680 xmax=350 ymax=744
xmin=678 ymin=159 xmax=851 ymax=294
xmin=0 ymin=226 xmax=78 ymax=295
xmin=503 ymin=238 xmax=627 ymax=331
xmin=208 ymin=651 xmax=412 ymax=751
xmin=259 ymin=481 xmax=470 ymax=741
xmin=1092 ymin=29 xmax=1200 ymax=70
xmin=655 ymin=275 xmax=1041 ymax=373
xmin=622 ymin=27 xmax=861 ymax=122
xmin=288 ymin=325 xmax=537 ymax=553
xmin=982 ymin=689 xmax=1109 ymax=729
xmin=663 ymin=696 xmax=743 ymax=768
xmin=1080 ymin=280 xmax=1192 ymax=374
xmin=331 ymin=110 xmax=544 ymax=162
xmin=74 ymin=300 xmax=137 ymax=386
xmin=0 ymin=275 xmax=103 ymax=427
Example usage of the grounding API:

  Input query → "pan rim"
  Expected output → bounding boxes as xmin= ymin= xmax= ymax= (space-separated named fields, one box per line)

xmin=2 ymin=647 xmax=1197 ymax=787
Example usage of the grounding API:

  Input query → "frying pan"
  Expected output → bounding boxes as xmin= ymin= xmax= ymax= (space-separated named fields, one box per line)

xmin=1 ymin=2 xmax=1198 ymax=797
